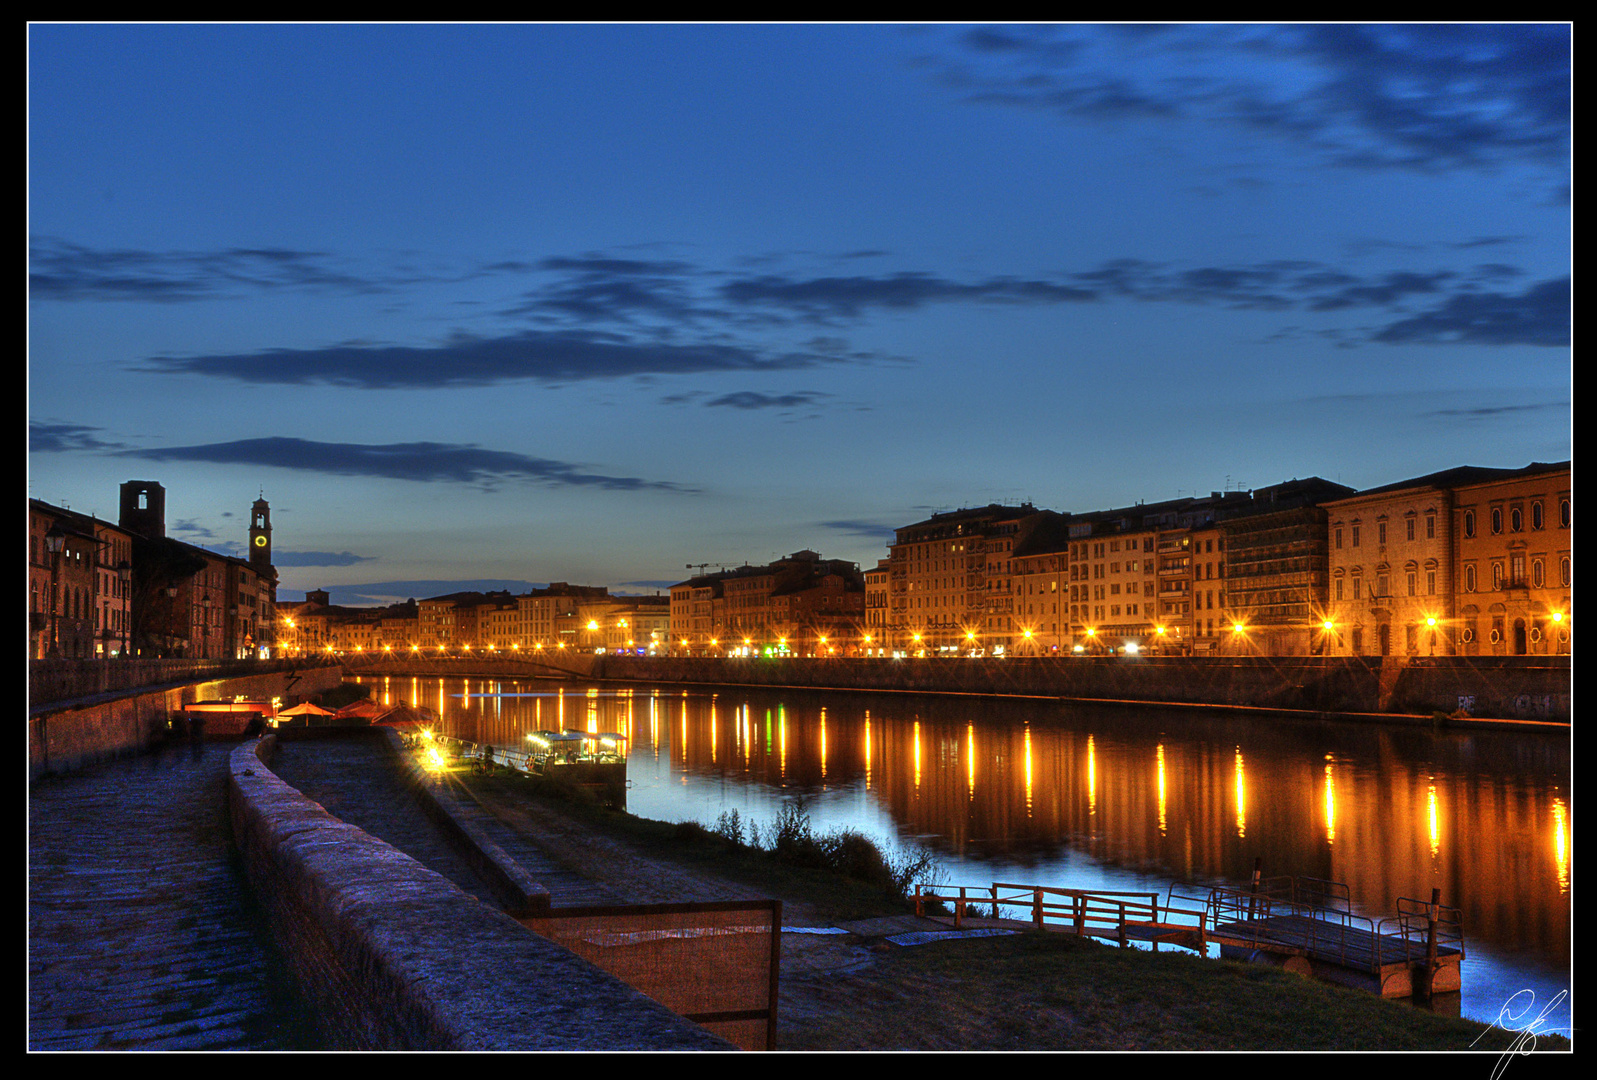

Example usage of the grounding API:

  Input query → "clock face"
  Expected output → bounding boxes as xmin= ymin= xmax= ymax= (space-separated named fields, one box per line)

xmin=254 ymin=535 xmax=267 ymax=547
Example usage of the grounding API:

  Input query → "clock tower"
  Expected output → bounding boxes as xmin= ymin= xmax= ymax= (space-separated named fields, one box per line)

xmin=249 ymin=495 xmax=273 ymax=573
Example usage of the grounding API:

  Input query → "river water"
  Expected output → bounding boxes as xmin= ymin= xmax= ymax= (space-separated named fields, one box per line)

xmin=354 ymin=674 xmax=1571 ymax=1035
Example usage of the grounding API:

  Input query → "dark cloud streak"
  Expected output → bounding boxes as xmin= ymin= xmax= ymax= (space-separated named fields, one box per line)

xmin=116 ymin=436 xmax=696 ymax=493
xmin=923 ymin=24 xmax=1569 ymax=174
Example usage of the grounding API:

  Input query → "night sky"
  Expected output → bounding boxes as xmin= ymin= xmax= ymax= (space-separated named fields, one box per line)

xmin=28 ymin=24 xmax=1571 ymax=606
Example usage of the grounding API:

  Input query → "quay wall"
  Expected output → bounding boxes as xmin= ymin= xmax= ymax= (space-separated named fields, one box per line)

xmin=226 ymin=736 xmax=729 ymax=1051
xmin=28 ymin=663 xmax=346 ymax=781
xmin=342 ymin=654 xmax=1570 ymax=724
xmin=29 ymin=656 xmax=329 ymax=707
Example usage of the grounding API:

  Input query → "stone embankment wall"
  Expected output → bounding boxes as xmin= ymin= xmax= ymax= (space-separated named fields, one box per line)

xmin=29 ymin=656 xmax=325 ymax=707
xmin=344 ymin=654 xmax=1570 ymax=724
xmin=226 ymin=736 xmax=729 ymax=1050
xmin=28 ymin=663 xmax=346 ymax=781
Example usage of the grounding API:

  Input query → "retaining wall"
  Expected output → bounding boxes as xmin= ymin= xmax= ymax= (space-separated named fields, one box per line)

xmin=226 ymin=736 xmax=730 ymax=1050
xmin=29 ymin=664 xmax=347 ymax=781
xmin=342 ymin=654 xmax=1570 ymax=723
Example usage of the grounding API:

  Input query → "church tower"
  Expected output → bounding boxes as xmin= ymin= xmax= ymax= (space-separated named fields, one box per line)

xmin=249 ymin=495 xmax=273 ymax=573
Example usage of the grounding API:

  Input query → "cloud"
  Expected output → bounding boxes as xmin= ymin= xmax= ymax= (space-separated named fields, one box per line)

xmin=1370 ymin=276 xmax=1569 ymax=347
xmin=920 ymin=24 xmax=1569 ymax=174
xmin=720 ymin=271 xmax=1098 ymax=319
xmin=138 ymin=329 xmax=845 ymax=389
xmin=28 ymin=238 xmax=402 ymax=302
xmin=820 ymin=518 xmax=902 ymax=542
xmin=1423 ymin=402 xmax=1568 ymax=421
xmin=29 ymin=421 xmax=127 ymax=453
xmin=170 ymin=519 xmax=221 ymax=541
xmin=269 ymin=550 xmax=378 ymax=567
xmin=702 ymin=391 xmax=833 ymax=410
xmin=116 ymin=436 xmax=696 ymax=492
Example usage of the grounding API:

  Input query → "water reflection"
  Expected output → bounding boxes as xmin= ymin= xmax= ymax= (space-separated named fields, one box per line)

xmin=354 ymin=675 xmax=1570 ymax=1029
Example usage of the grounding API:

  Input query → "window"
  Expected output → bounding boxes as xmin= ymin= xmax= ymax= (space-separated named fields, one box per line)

xmin=1352 ymin=526 xmax=1361 ymax=547
xmin=1353 ymin=578 xmax=1362 ymax=599
xmin=1464 ymin=565 xmax=1476 ymax=592
xmin=1464 ymin=510 xmax=1476 ymax=538
xmin=1335 ymin=579 xmax=1343 ymax=600
xmin=1492 ymin=563 xmax=1503 ymax=589
xmin=1512 ymin=553 xmax=1525 ymax=584
xmin=1560 ymin=499 xmax=1570 ymax=528
xmin=1407 ymin=572 xmax=1417 ymax=596
xmin=1335 ymin=528 xmax=1343 ymax=549
xmin=1533 ymin=559 xmax=1544 ymax=588
xmin=1407 ymin=519 xmax=1415 ymax=542
xmin=1532 ymin=502 xmax=1544 ymax=530
xmin=1511 ymin=507 xmax=1523 ymax=532
xmin=1426 ymin=515 xmax=1436 ymax=539
xmin=1561 ymin=557 xmax=1571 ymax=586
xmin=1378 ymin=522 xmax=1387 ymax=545
xmin=1426 ymin=571 xmax=1436 ymax=595
xmin=1376 ymin=574 xmax=1389 ymax=596
xmin=1491 ymin=508 xmax=1503 ymax=534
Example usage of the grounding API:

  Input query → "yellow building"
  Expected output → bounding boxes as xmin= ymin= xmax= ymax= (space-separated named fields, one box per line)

xmin=1451 ymin=462 xmax=1571 ymax=655
xmin=1323 ymin=462 xmax=1569 ymax=657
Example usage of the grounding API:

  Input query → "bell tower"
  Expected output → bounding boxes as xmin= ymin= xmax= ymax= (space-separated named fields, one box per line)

xmin=249 ymin=495 xmax=273 ymax=572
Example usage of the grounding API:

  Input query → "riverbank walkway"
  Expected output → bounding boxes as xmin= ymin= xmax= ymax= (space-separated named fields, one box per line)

xmin=27 ymin=739 xmax=321 ymax=1050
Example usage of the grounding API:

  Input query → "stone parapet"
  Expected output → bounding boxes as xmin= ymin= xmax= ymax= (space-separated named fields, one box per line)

xmin=226 ymin=738 xmax=730 ymax=1051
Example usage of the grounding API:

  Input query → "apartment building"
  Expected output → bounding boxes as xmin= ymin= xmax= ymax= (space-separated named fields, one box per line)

xmin=890 ymin=504 xmax=1059 ymax=654
xmin=29 ymin=501 xmax=134 ymax=659
xmin=1451 ymin=462 xmax=1571 ymax=656
xmin=1218 ymin=478 xmax=1354 ymax=656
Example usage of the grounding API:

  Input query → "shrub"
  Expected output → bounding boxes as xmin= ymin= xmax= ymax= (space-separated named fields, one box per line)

xmin=712 ymin=809 xmax=746 ymax=846
xmin=755 ymin=799 xmax=946 ymax=901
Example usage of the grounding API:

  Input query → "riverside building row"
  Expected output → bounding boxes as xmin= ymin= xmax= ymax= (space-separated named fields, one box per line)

xmin=28 ymin=480 xmax=278 ymax=661
xmin=275 ymin=584 xmax=671 ymax=657
xmin=669 ymin=460 xmax=1569 ymax=659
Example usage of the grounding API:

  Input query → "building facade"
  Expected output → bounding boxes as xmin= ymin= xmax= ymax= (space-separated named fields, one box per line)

xmin=1451 ymin=462 xmax=1571 ymax=656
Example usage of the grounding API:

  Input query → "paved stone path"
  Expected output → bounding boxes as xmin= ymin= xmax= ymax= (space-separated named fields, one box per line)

xmin=28 ymin=741 xmax=322 ymax=1051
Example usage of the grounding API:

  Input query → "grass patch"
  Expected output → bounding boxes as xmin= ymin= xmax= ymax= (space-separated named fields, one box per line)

xmin=780 ymin=931 xmax=1570 ymax=1052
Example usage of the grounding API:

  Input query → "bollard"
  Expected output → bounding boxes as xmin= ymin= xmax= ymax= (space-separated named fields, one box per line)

xmin=1033 ymin=888 xmax=1043 ymax=930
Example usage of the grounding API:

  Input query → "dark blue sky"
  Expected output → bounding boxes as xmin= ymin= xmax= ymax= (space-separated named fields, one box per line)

xmin=28 ymin=23 xmax=1570 ymax=605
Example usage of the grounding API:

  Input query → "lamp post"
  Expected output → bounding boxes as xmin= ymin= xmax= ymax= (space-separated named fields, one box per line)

xmin=44 ymin=526 xmax=66 ymax=658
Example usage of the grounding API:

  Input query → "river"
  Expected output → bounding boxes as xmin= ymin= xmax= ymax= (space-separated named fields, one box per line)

xmin=353 ymin=673 xmax=1571 ymax=1035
